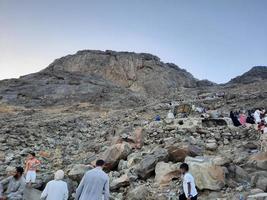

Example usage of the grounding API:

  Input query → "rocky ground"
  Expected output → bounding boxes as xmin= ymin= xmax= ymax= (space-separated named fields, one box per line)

xmin=0 ymin=50 xmax=267 ymax=199
xmin=0 ymin=100 xmax=267 ymax=200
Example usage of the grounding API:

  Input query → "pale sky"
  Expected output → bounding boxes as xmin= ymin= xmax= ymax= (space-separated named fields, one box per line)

xmin=1 ymin=0 xmax=267 ymax=83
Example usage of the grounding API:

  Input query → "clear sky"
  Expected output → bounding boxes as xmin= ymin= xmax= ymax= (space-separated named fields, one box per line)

xmin=1 ymin=0 xmax=267 ymax=83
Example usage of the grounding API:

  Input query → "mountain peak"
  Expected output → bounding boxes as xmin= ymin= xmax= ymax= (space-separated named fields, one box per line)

xmin=229 ymin=66 xmax=267 ymax=84
xmin=44 ymin=50 xmax=200 ymax=95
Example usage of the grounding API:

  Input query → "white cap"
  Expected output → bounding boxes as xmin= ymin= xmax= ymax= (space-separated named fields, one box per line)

xmin=54 ymin=170 xmax=64 ymax=180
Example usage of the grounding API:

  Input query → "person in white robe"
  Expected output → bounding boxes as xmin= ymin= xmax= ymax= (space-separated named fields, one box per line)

xmin=40 ymin=170 xmax=68 ymax=200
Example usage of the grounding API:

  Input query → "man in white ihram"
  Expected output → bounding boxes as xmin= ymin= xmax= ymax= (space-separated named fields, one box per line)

xmin=40 ymin=170 xmax=68 ymax=200
xmin=75 ymin=160 xmax=110 ymax=200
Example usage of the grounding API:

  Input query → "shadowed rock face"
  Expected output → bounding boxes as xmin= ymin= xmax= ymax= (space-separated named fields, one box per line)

xmin=0 ymin=70 xmax=145 ymax=108
xmin=45 ymin=50 xmax=199 ymax=95
xmin=0 ymin=50 xmax=204 ymax=108
xmin=228 ymin=66 xmax=267 ymax=84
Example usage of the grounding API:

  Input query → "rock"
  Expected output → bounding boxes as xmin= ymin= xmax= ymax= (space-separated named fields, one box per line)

xmin=167 ymin=146 xmax=189 ymax=162
xmin=185 ymin=156 xmax=225 ymax=190
xmin=103 ymin=142 xmax=132 ymax=170
xmin=152 ymin=147 xmax=169 ymax=162
xmin=23 ymin=188 xmax=41 ymax=200
xmin=247 ymin=193 xmax=267 ymax=200
xmin=223 ymin=138 xmax=230 ymax=145
xmin=127 ymin=152 xmax=142 ymax=168
xmin=0 ymin=151 xmax=5 ymax=161
xmin=244 ymin=141 xmax=258 ymax=150
xmin=127 ymin=185 xmax=150 ymax=200
xmin=135 ymin=155 xmax=157 ymax=179
xmin=155 ymin=162 xmax=180 ymax=186
xmin=206 ymin=142 xmax=218 ymax=151
xmin=235 ymin=166 xmax=249 ymax=182
xmin=118 ymin=160 xmax=128 ymax=171
xmin=39 ymin=151 xmax=50 ymax=158
xmin=256 ymin=178 xmax=267 ymax=192
xmin=202 ymin=118 xmax=228 ymax=127
xmin=68 ymin=164 xmax=93 ymax=181
xmin=5 ymin=166 xmax=16 ymax=174
xmin=167 ymin=145 xmax=202 ymax=162
xmin=134 ymin=127 xmax=145 ymax=149
xmin=249 ymin=152 xmax=267 ymax=170
xmin=251 ymin=171 xmax=267 ymax=189
xmin=135 ymin=148 xmax=168 ymax=179
xmin=211 ymin=156 xmax=231 ymax=166
xmin=110 ymin=174 xmax=130 ymax=191
xmin=250 ymin=188 xmax=265 ymax=194
xmin=187 ymin=145 xmax=203 ymax=157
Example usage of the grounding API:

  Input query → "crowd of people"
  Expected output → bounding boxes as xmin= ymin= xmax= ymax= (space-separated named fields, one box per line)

xmin=230 ymin=108 xmax=267 ymax=132
xmin=230 ymin=108 xmax=267 ymax=152
xmin=0 ymin=152 xmax=198 ymax=200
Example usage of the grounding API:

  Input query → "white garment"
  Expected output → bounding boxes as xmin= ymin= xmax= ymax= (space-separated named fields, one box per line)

xmin=75 ymin=167 xmax=109 ymax=200
xmin=264 ymin=127 xmax=267 ymax=134
xmin=254 ymin=110 xmax=261 ymax=123
xmin=167 ymin=111 xmax=174 ymax=119
xmin=40 ymin=180 xmax=68 ymax=200
xmin=26 ymin=170 xmax=36 ymax=183
xmin=182 ymin=173 xmax=198 ymax=198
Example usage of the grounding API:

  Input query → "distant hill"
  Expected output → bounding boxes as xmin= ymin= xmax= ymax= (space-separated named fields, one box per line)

xmin=228 ymin=66 xmax=267 ymax=84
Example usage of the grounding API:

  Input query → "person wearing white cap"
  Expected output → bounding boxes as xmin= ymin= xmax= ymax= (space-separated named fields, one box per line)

xmin=40 ymin=170 xmax=68 ymax=200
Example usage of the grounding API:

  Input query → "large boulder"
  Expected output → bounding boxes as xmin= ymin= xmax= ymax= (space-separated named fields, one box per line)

xmin=127 ymin=152 xmax=142 ymax=168
xmin=167 ymin=145 xmax=202 ymax=162
xmin=205 ymin=142 xmax=218 ymax=151
xmin=110 ymin=174 xmax=130 ymax=191
xmin=135 ymin=154 xmax=157 ymax=180
xmin=68 ymin=164 xmax=93 ymax=181
xmin=249 ymin=152 xmax=267 ymax=170
xmin=23 ymin=188 xmax=42 ymax=200
xmin=185 ymin=156 xmax=225 ymax=190
xmin=135 ymin=148 xmax=168 ymax=179
xmin=103 ymin=142 xmax=132 ymax=170
xmin=155 ymin=162 xmax=180 ymax=186
xmin=167 ymin=146 xmax=189 ymax=162
xmin=211 ymin=156 xmax=231 ymax=166
xmin=251 ymin=171 xmax=267 ymax=192
xmin=256 ymin=178 xmax=267 ymax=192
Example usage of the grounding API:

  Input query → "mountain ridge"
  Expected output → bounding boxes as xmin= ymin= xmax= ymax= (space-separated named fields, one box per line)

xmin=0 ymin=50 xmax=266 ymax=108
xmin=228 ymin=66 xmax=267 ymax=84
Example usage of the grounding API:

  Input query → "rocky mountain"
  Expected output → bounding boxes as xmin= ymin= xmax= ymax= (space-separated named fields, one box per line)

xmin=1 ymin=50 xmax=267 ymax=200
xmin=0 ymin=50 xmax=214 ymax=108
xmin=45 ymin=50 xmax=201 ymax=94
xmin=229 ymin=66 xmax=267 ymax=84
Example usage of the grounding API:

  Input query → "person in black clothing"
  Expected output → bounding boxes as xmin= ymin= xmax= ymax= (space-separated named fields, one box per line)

xmin=230 ymin=111 xmax=241 ymax=127
xmin=246 ymin=110 xmax=255 ymax=124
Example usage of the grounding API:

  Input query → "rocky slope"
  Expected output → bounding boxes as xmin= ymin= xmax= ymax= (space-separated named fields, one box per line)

xmin=0 ymin=50 xmax=215 ymax=108
xmin=45 ymin=50 xmax=201 ymax=95
xmin=229 ymin=66 xmax=267 ymax=84
xmin=0 ymin=50 xmax=267 ymax=200
xmin=0 ymin=67 xmax=146 ymax=108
